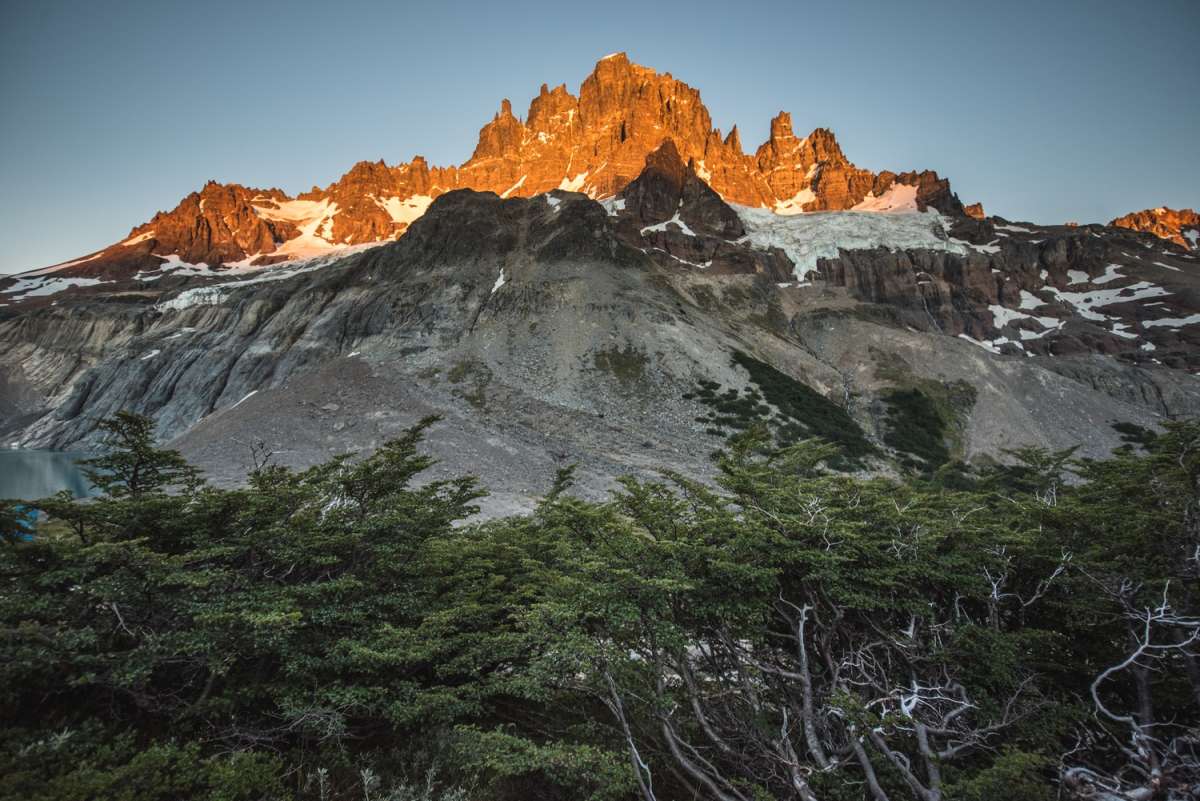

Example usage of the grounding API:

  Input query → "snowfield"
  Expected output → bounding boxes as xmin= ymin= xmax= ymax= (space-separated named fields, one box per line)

xmin=733 ymin=206 xmax=973 ymax=280
xmin=252 ymin=197 xmax=346 ymax=259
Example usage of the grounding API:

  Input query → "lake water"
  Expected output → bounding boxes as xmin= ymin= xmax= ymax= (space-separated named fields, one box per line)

xmin=0 ymin=450 xmax=98 ymax=500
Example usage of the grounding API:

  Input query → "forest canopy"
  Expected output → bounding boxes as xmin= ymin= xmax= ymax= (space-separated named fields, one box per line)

xmin=1 ymin=413 xmax=1197 ymax=800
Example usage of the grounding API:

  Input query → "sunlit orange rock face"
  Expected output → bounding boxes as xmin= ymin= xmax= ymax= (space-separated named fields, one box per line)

xmin=122 ymin=182 xmax=295 ymax=266
xmin=1111 ymin=207 xmax=1200 ymax=250
xmin=448 ymin=56 xmax=962 ymax=215
xmin=53 ymin=53 xmax=971 ymax=271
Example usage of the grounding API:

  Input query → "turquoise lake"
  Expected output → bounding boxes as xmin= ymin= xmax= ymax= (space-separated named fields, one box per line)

xmin=0 ymin=450 xmax=97 ymax=500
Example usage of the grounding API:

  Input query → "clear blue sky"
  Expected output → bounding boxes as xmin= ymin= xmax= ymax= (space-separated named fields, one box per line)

xmin=2 ymin=0 xmax=1197 ymax=273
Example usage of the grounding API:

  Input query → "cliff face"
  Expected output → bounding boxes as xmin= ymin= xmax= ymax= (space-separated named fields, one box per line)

xmin=1111 ymin=207 xmax=1200 ymax=250
xmin=8 ymin=53 xmax=972 ymax=281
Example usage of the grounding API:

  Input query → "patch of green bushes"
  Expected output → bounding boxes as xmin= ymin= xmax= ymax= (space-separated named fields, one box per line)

xmin=688 ymin=351 xmax=875 ymax=466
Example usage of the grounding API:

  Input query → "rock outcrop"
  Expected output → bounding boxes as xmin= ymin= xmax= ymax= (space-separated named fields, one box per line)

xmin=124 ymin=182 xmax=297 ymax=266
xmin=611 ymin=141 xmax=792 ymax=279
xmin=1110 ymin=207 xmax=1200 ymax=250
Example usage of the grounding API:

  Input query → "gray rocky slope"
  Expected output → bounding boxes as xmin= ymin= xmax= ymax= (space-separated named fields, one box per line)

xmin=2 ymin=148 xmax=1198 ymax=514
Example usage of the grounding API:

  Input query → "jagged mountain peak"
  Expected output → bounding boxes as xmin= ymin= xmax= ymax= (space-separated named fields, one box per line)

xmin=6 ymin=53 xmax=982 ymax=284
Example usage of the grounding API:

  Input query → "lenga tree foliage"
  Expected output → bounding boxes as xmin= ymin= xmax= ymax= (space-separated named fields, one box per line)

xmin=1 ymin=414 xmax=1197 ymax=800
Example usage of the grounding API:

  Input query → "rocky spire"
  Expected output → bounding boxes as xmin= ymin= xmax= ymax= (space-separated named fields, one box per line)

xmin=471 ymin=99 xmax=525 ymax=161
xmin=724 ymin=125 xmax=743 ymax=155
xmin=769 ymin=111 xmax=795 ymax=141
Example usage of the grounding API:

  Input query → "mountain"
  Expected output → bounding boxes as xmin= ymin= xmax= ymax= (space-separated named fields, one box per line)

xmin=2 ymin=55 xmax=1199 ymax=515
xmin=1111 ymin=206 xmax=1200 ymax=250
xmin=1 ymin=53 xmax=967 ymax=285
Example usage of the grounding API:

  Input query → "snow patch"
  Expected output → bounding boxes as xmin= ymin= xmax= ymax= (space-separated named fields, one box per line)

xmin=953 ymin=237 xmax=1001 ymax=254
xmin=376 ymin=194 xmax=433 ymax=226
xmin=1143 ymin=313 xmax=1200 ymax=329
xmin=599 ymin=197 xmax=626 ymax=217
xmin=1019 ymin=290 xmax=1045 ymax=310
xmin=851 ymin=183 xmax=919 ymax=213
xmin=990 ymin=305 xmax=1029 ymax=328
xmin=2 ymin=276 xmax=107 ymax=299
xmin=647 ymin=247 xmax=711 ymax=269
xmin=641 ymin=212 xmax=697 ymax=237
xmin=20 ymin=252 xmax=106 ymax=277
xmin=958 ymin=334 xmax=1004 ymax=354
xmin=558 ymin=171 xmax=589 ymax=193
xmin=1043 ymin=282 xmax=1171 ymax=321
xmin=1093 ymin=264 xmax=1124 ymax=285
xmin=253 ymin=197 xmax=329 ymax=224
xmin=1109 ymin=322 xmax=1137 ymax=340
xmin=774 ymin=187 xmax=817 ymax=215
xmin=140 ymin=349 xmax=161 ymax=361
xmin=989 ymin=304 xmax=1062 ymax=333
xmin=937 ymin=217 xmax=1001 ymax=253
xmin=499 ymin=175 xmax=526 ymax=199
xmin=137 ymin=254 xmax=215 ymax=280
xmin=253 ymin=197 xmax=343 ymax=260
xmin=491 ymin=269 xmax=507 ymax=294
xmin=120 ymin=231 xmax=156 ymax=247
xmin=231 ymin=390 xmax=258 ymax=409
